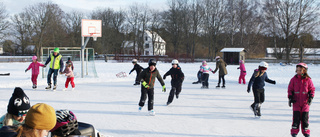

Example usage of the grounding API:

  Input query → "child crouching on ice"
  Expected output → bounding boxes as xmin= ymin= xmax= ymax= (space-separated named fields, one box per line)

xmin=288 ymin=63 xmax=315 ymax=137
xmin=62 ymin=63 xmax=75 ymax=91
xmin=25 ymin=56 xmax=45 ymax=89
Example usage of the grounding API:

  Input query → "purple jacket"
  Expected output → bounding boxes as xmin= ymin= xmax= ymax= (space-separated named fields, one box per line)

xmin=288 ymin=75 xmax=315 ymax=111
xmin=27 ymin=62 xmax=45 ymax=75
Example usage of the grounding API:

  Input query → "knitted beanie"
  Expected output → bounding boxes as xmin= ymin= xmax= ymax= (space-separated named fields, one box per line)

xmin=25 ymin=103 xmax=56 ymax=130
xmin=7 ymin=87 xmax=30 ymax=116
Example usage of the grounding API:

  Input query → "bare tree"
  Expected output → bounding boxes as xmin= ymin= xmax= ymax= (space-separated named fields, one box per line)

xmin=0 ymin=3 xmax=9 ymax=41
xmin=65 ymin=10 xmax=84 ymax=47
xmin=266 ymin=0 xmax=320 ymax=63
xmin=148 ymin=9 xmax=163 ymax=56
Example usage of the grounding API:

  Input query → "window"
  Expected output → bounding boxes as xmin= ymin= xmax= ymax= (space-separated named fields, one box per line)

xmin=145 ymin=36 xmax=148 ymax=41
xmin=145 ymin=43 xmax=149 ymax=48
xmin=146 ymin=51 xmax=149 ymax=55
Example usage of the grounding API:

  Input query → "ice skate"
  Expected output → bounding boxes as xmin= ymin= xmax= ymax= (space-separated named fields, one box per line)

xmin=303 ymin=134 xmax=310 ymax=137
xmin=222 ymin=85 xmax=225 ymax=88
xmin=192 ymin=81 xmax=200 ymax=84
xmin=32 ymin=84 xmax=36 ymax=89
xmin=166 ymin=102 xmax=171 ymax=106
xmin=133 ymin=83 xmax=140 ymax=86
xmin=72 ymin=88 xmax=75 ymax=91
xmin=250 ymin=104 xmax=257 ymax=116
xmin=291 ymin=134 xmax=297 ymax=137
xmin=216 ymin=85 xmax=220 ymax=88
xmin=45 ymin=84 xmax=51 ymax=90
xmin=53 ymin=85 xmax=57 ymax=91
xmin=63 ymin=88 xmax=67 ymax=91
xmin=138 ymin=106 xmax=142 ymax=112
xmin=176 ymin=94 xmax=179 ymax=99
xmin=148 ymin=110 xmax=155 ymax=116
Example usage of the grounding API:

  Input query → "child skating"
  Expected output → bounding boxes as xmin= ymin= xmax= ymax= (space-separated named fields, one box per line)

xmin=163 ymin=59 xmax=184 ymax=105
xmin=238 ymin=60 xmax=246 ymax=84
xmin=212 ymin=56 xmax=227 ymax=88
xmin=129 ymin=59 xmax=144 ymax=85
xmin=199 ymin=61 xmax=214 ymax=89
xmin=138 ymin=59 xmax=166 ymax=116
xmin=62 ymin=63 xmax=75 ymax=91
xmin=25 ymin=56 xmax=45 ymax=89
xmin=288 ymin=63 xmax=315 ymax=137
xmin=247 ymin=61 xmax=276 ymax=117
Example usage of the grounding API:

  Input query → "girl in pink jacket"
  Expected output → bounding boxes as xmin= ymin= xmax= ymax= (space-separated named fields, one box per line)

xmin=288 ymin=63 xmax=315 ymax=137
xmin=238 ymin=60 xmax=246 ymax=84
xmin=25 ymin=56 xmax=45 ymax=89
xmin=62 ymin=63 xmax=75 ymax=91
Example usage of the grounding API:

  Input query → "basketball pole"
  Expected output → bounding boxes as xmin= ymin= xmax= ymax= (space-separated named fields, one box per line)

xmin=81 ymin=36 xmax=91 ymax=78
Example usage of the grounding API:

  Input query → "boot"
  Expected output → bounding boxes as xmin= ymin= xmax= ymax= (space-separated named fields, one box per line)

xmin=222 ymin=85 xmax=225 ymax=88
xmin=291 ymin=134 xmax=297 ymax=137
xmin=45 ymin=84 xmax=51 ymax=89
xmin=53 ymin=85 xmax=57 ymax=91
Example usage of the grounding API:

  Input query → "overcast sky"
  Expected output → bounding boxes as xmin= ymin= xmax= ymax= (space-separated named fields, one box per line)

xmin=2 ymin=0 xmax=168 ymax=15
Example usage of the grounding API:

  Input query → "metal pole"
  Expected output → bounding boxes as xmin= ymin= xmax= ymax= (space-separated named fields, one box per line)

xmin=86 ymin=48 xmax=88 ymax=75
xmin=81 ymin=37 xmax=84 ymax=78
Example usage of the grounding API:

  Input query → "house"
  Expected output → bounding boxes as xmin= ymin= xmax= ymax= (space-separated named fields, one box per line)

xmin=266 ymin=48 xmax=320 ymax=59
xmin=220 ymin=48 xmax=246 ymax=65
xmin=123 ymin=30 xmax=166 ymax=56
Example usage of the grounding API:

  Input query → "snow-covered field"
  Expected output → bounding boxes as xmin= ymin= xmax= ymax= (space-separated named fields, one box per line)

xmin=1 ymin=60 xmax=320 ymax=137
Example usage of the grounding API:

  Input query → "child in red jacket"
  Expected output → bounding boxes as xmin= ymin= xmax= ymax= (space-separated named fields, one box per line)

xmin=288 ymin=63 xmax=315 ymax=137
xmin=25 ymin=56 xmax=45 ymax=89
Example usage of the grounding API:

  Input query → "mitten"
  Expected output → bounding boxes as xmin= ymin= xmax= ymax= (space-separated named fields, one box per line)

xmin=308 ymin=97 xmax=313 ymax=105
xmin=129 ymin=72 xmax=131 ymax=75
xmin=43 ymin=65 xmax=46 ymax=67
xmin=162 ymin=85 xmax=166 ymax=92
xmin=288 ymin=95 xmax=296 ymax=107
xmin=271 ymin=81 xmax=276 ymax=84
xmin=163 ymin=75 xmax=166 ymax=80
xmin=247 ymin=87 xmax=250 ymax=93
xmin=142 ymin=81 xmax=149 ymax=88
xmin=25 ymin=69 xmax=28 ymax=72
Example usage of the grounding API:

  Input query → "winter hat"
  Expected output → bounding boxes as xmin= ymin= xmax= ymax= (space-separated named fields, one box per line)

xmin=51 ymin=110 xmax=81 ymax=136
xmin=7 ymin=87 xmax=30 ymax=116
xmin=215 ymin=56 xmax=221 ymax=60
xmin=32 ymin=56 xmax=37 ymax=60
xmin=239 ymin=60 xmax=243 ymax=64
xmin=54 ymin=48 xmax=60 ymax=53
xmin=202 ymin=61 xmax=207 ymax=65
xmin=25 ymin=103 xmax=56 ymax=130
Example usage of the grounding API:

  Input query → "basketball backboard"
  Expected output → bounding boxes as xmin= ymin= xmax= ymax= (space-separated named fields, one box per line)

xmin=81 ymin=19 xmax=102 ymax=37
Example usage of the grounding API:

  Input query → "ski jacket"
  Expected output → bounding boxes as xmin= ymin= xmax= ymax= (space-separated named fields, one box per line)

xmin=239 ymin=62 xmax=246 ymax=76
xmin=130 ymin=64 xmax=144 ymax=74
xmin=45 ymin=53 xmax=64 ymax=72
xmin=66 ymin=60 xmax=74 ymax=70
xmin=163 ymin=66 xmax=184 ymax=83
xmin=26 ymin=61 xmax=44 ymax=75
xmin=0 ymin=113 xmax=24 ymax=128
xmin=213 ymin=59 xmax=228 ymax=76
xmin=199 ymin=65 xmax=213 ymax=74
xmin=62 ymin=67 xmax=74 ymax=78
xmin=248 ymin=69 xmax=275 ymax=90
xmin=139 ymin=67 xmax=165 ymax=89
xmin=0 ymin=126 xmax=17 ymax=137
xmin=288 ymin=75 xmax=315 ymax=110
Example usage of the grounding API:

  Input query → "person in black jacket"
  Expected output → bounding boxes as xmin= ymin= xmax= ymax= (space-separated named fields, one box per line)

xmin=163 ymin=59 xmax=184 ymax=105
xmin=129 ymin=59 xmax=144 ymax=85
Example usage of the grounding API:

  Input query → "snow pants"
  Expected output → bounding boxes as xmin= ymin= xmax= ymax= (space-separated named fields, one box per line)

xmin=139 ymin=87 xmax=154 ymax=111
xmin=291 ymin=105 xmax=310 ymax=136
xmin=31 ymin=74 xmax=38 ymax=85
xmin=135 ymin=71 xmax=141 ymax=84
xmin=201 ymin=73 xmax=209 ymax=87
xmin=238 ymin=74 xmax=246 ymax=84
xmin=218 ymin=75 xmax=226 ymax=86
xmin=47 ymin=68 xmax=58 ymax=86
xmin=65 ymin=77 xmax=75 ymax=88
xmin=197 ymin=71 xmax=202 ymax=82
xmin=167 ymin=81 xmax=182 ymax=104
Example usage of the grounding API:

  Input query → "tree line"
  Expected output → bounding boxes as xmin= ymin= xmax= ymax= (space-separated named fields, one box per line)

xmin=0 ymin=0 xmax=319 ymax=63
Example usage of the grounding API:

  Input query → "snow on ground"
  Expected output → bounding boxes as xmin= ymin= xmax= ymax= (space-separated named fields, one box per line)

xmin=1 ymin=60 xmax=320 ymax=137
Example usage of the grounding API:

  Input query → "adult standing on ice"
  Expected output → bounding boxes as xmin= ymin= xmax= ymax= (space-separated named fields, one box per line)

xmin=212 ymin=56 xmax=228 ymax=88
xmin=163 ymin=59 xmax=184 ymax=105
xmin=44 ymin=47 xmax=64 ymax=91
xmin=138 ymin=59 xmax=166 ymax=116
xmin=129 ymin=59 xmax=144 ymax=85
xmin=247 ymin=61 xmax=276 ymax=117
xmin=288 ymin=63 xmax=315 ymax=137
xmin=237 ymin=60 xmax=246 ymax=84
xmin=25 ymin=55 xmax=45 ymax=89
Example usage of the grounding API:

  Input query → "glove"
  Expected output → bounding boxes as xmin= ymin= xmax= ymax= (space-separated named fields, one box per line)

xmin=288 ymin=95 xmax=296 ymax=107
xmin=163 ymin=75 xmax=166 ymax=80
xmin=237 ymin=67 xmax=239 ymax=69
xmin=308 ymin=97 xmax=313 ymax=105
xmin=271 ymin=81 xmax=276 ymax=84
xmin=43 ymin=65 xmax=46 ymax=67
xmin=129 ymin=72 xmax=131 ymax=75
xmin=142 ymin=81 xmax=149 ymax=88
xmin=247 ymin=87 xmax=250 ymax=93
xmin=212 ymin=71 xmax=215 ymax=74
xmin=25 ymin=69 xmax=28 ymax=72
xmin=59 ymin=72 xmax=63 ymax=75
xmin=162 ymin=85 xmax=166 ymax=92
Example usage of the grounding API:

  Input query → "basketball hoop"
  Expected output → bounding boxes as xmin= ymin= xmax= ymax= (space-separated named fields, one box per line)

xmin=90 ymin=33 xmax=97 ymax=41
